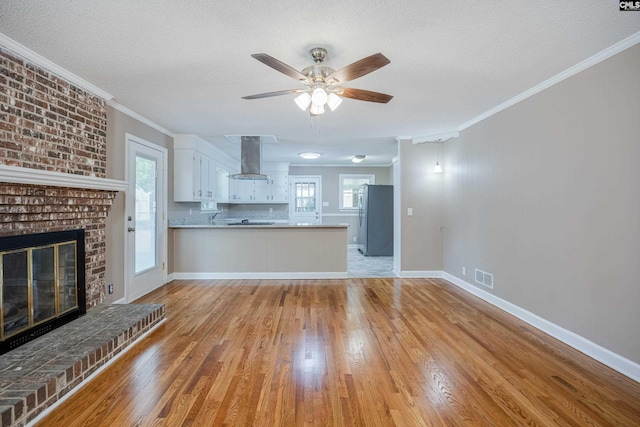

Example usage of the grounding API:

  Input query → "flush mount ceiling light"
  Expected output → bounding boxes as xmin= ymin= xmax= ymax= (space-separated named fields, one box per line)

xmin=352 ymin=155 xmax=366 ymax=163
xmin=299 ymin=152 xmax=322 ymax=160
xmin=243 ymin=47 xmax=393 ymax=116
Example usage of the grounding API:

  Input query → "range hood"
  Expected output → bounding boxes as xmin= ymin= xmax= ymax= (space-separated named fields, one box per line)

xmin=229 ymin=136 xmax=270 ymax=180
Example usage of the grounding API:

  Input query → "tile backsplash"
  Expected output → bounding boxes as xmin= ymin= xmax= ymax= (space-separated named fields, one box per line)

xmin=169 ymin=203 xmax=288 ymax=225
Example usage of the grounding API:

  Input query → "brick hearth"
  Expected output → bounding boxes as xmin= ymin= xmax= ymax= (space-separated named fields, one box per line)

xmin=0 ymin=304 xmax=165 ymax=426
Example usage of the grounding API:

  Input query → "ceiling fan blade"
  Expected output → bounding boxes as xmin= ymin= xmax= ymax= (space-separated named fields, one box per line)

xmin=242 ymin=89 xmax=305 ymax=100
xmin=251 ymin=53 xmax=308 ymax=82
xmin=327 ymin=53 xmax=390 ymax=84
xmin=339 ymin=88 xmax=393 ymax=103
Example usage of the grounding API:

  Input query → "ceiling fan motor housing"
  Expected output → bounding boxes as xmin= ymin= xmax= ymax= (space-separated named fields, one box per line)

xmin=310 ymin=47 xmax=327 ymax=63
xmin=302 ymin=65 xmax=335 ymax=84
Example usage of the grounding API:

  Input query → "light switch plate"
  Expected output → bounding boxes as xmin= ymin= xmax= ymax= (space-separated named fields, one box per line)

xmin=407 ymin=208 xmax=413 ymax=216
xmin=322 ymin=201 xmax=329 ymax=207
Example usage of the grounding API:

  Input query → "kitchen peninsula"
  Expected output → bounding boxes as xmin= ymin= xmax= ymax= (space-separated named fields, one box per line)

xmin=170 ymin=223 xmax=348 ymax=278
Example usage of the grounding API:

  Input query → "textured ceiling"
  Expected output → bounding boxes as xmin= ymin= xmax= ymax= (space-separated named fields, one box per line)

xmin=1 ymin=1 xmax=639 ymax=165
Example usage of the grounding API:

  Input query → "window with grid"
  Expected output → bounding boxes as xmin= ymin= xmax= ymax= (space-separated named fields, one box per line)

xmin=294 ymin=181 xmax=317 ymax=212
xmin=339 ymin=174 xmax=375 ymax=210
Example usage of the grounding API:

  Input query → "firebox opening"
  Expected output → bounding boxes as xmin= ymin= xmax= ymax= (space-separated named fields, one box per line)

xmin=1 ymin=229 xmax=86 ymax=355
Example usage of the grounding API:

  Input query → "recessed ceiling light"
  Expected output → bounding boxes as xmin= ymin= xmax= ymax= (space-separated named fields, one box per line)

xmin=299 ymin=152 xmax=322 ymax=160
xmin=352 ymin=155 xmax=366 ymax=163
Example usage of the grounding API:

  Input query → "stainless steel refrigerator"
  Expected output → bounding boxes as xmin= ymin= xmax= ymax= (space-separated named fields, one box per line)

xmin=357 ymin=184 xmax=393 ymax=256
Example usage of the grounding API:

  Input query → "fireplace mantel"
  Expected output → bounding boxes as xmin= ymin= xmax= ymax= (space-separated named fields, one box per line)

xmin=0 ymin=164 xmax=128 ymax=192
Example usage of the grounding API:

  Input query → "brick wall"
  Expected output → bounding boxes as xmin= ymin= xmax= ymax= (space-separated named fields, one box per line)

xmin=0 ymin=46 xmax=116 ymax=308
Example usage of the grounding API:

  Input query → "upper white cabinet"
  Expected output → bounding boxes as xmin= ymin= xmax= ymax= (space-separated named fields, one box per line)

xmin=174 ymin=150 xmax=218 ymax=202
xmin=174 ymin=137 xmax=288 ymax=205
xmin=173 ymin=135 xmax=238 ymax=203
xmin=253 ymin=171 xmax=288 ymax=202
xmin=216 ymin=167 xmax=229 ymax=203
xmin=228 ymin=165 xmax=289 ymax=204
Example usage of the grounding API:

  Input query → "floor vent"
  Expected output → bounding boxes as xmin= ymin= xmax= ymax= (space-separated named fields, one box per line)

xmin=475 ymin=268 xmax=494 ymax=289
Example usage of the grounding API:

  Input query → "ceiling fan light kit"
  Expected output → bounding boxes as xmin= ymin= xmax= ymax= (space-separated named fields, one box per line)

xmin=294 ymin=92 xmax=311 ymax=110
xmin=326 ymin=92 xmax=342 ymax=111
xmin=242 ymin=47 xmax=393 ymax=116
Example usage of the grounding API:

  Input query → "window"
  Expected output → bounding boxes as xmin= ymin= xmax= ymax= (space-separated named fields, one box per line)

xmin=339 ymin=174 xmax=375 ymax=210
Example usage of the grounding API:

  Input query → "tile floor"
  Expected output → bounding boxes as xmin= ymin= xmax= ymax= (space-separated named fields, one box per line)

xmin=347 ymin=247 xmax=396 ymax=277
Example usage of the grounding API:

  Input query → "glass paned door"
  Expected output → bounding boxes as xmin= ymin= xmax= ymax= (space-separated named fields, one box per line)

xmin=57 ymin=243 xmax=77 ymax=313
xmin=289 ymin=176 xmax=322 ymax=225
xmin=127 ymin=137 xmax=166 ymax=302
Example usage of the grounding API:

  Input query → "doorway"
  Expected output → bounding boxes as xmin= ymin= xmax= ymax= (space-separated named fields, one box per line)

xmin=289 ymin=176 xmax=322 ymax=225
xmin=125 ymin=134 xmax=167 ymax=302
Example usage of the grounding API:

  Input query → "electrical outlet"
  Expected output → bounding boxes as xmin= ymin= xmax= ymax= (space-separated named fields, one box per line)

xmin=407 ymin=207 xmax=413 ymax=216
xmin=108 ymin=283 xmax=113 ymax=294
xmin=462 ymin=266 xmax=466 ymax=275
xmin=353 ymin=236 xmax=357 ymax=242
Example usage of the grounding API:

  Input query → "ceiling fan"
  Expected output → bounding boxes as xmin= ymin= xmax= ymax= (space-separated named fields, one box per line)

xmin=242 ymin=47 xmax=393 ymax=115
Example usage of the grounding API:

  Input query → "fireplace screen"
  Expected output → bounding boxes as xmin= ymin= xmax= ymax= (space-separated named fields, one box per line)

xmin=1 ymin=229 xmax=85 ymax=353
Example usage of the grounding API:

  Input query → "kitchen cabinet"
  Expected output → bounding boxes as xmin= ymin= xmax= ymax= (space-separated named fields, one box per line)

xmin=173 ymin=150 xmax=217 ymax=202
xmin=173 ymin=134 xmax=240 ymax=204
xmin=229 ymin=177 xmax=256 ymax=202
xmin=254 ymin=171 xmax=288 ymax=202
xmin=205 ymin=157 xmax=218 ymax=200
xmin=229 ymin=171 xmax=288 ymax=203
xmin=216 ymin=167 xmax=229 ymax=203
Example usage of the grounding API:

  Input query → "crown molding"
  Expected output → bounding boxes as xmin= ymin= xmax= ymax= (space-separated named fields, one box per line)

xmin=108 ymin=100 xmax=174 ymax=137
xmin=459 ymin=31 xmax=640 ymax=132
xmin=0 ymin=33 xmax=113 ymax=101
xmin=0 ymin=33 xmax=174 ymax=138
xmin=0 ymin=164 xmax=128 ymax=192
xmin=289 ymin=162 xmax=393 ymax=168
xmin=413 ymin=131 xmax=460 ymax=144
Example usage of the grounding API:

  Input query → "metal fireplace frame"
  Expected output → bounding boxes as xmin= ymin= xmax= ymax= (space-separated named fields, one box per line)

xmin=0 ymin=229 xmax=86 ymax=355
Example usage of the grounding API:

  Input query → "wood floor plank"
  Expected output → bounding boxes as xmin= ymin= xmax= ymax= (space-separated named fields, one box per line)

xmin=35 ymin=278 xmax=640 ymax=426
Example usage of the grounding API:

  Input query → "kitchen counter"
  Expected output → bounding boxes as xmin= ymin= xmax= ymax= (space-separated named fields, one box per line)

xmin=170 ymin=224 xmax=348 ymax=278
xmin=169 ymin=223 xmax=347 ymax=229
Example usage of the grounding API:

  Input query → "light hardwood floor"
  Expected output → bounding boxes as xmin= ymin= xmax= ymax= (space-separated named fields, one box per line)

xmin=38 ymin=278 xmax=640 ymax=426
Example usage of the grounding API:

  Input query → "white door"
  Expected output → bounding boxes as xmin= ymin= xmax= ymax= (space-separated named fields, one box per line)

xmin=126 ymin=135 xmax=167 ymax=302
xmin=289 ymin=176 xmax=322 ymax=224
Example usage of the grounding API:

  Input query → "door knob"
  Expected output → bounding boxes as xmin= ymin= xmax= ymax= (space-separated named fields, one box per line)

xmin=128 ymin=227 xmax=135 ymax=232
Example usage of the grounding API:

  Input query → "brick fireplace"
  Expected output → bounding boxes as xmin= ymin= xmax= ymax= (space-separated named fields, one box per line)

xmin=0 ymin=46 xmax=116 ymax=309
xmin=0 ymin=40 xmax=168 ymax=427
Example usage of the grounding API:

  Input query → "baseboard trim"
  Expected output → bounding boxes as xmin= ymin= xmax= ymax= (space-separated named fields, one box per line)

xmin=166 ymin=273 xmax=175 ymax=283
xmin=442 ymin=272 xmax=640 ymax=383
xmin=112 ymin=297 xmax=126 ymax=304
xmin=173 ymin=272 xmax=348 ymax=280
xmin=397 ymin=270 xmax=443 ymax=278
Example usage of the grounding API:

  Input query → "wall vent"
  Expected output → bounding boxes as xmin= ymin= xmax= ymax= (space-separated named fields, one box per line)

xmin=475 ymin=268 xmax=494 ymax=289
